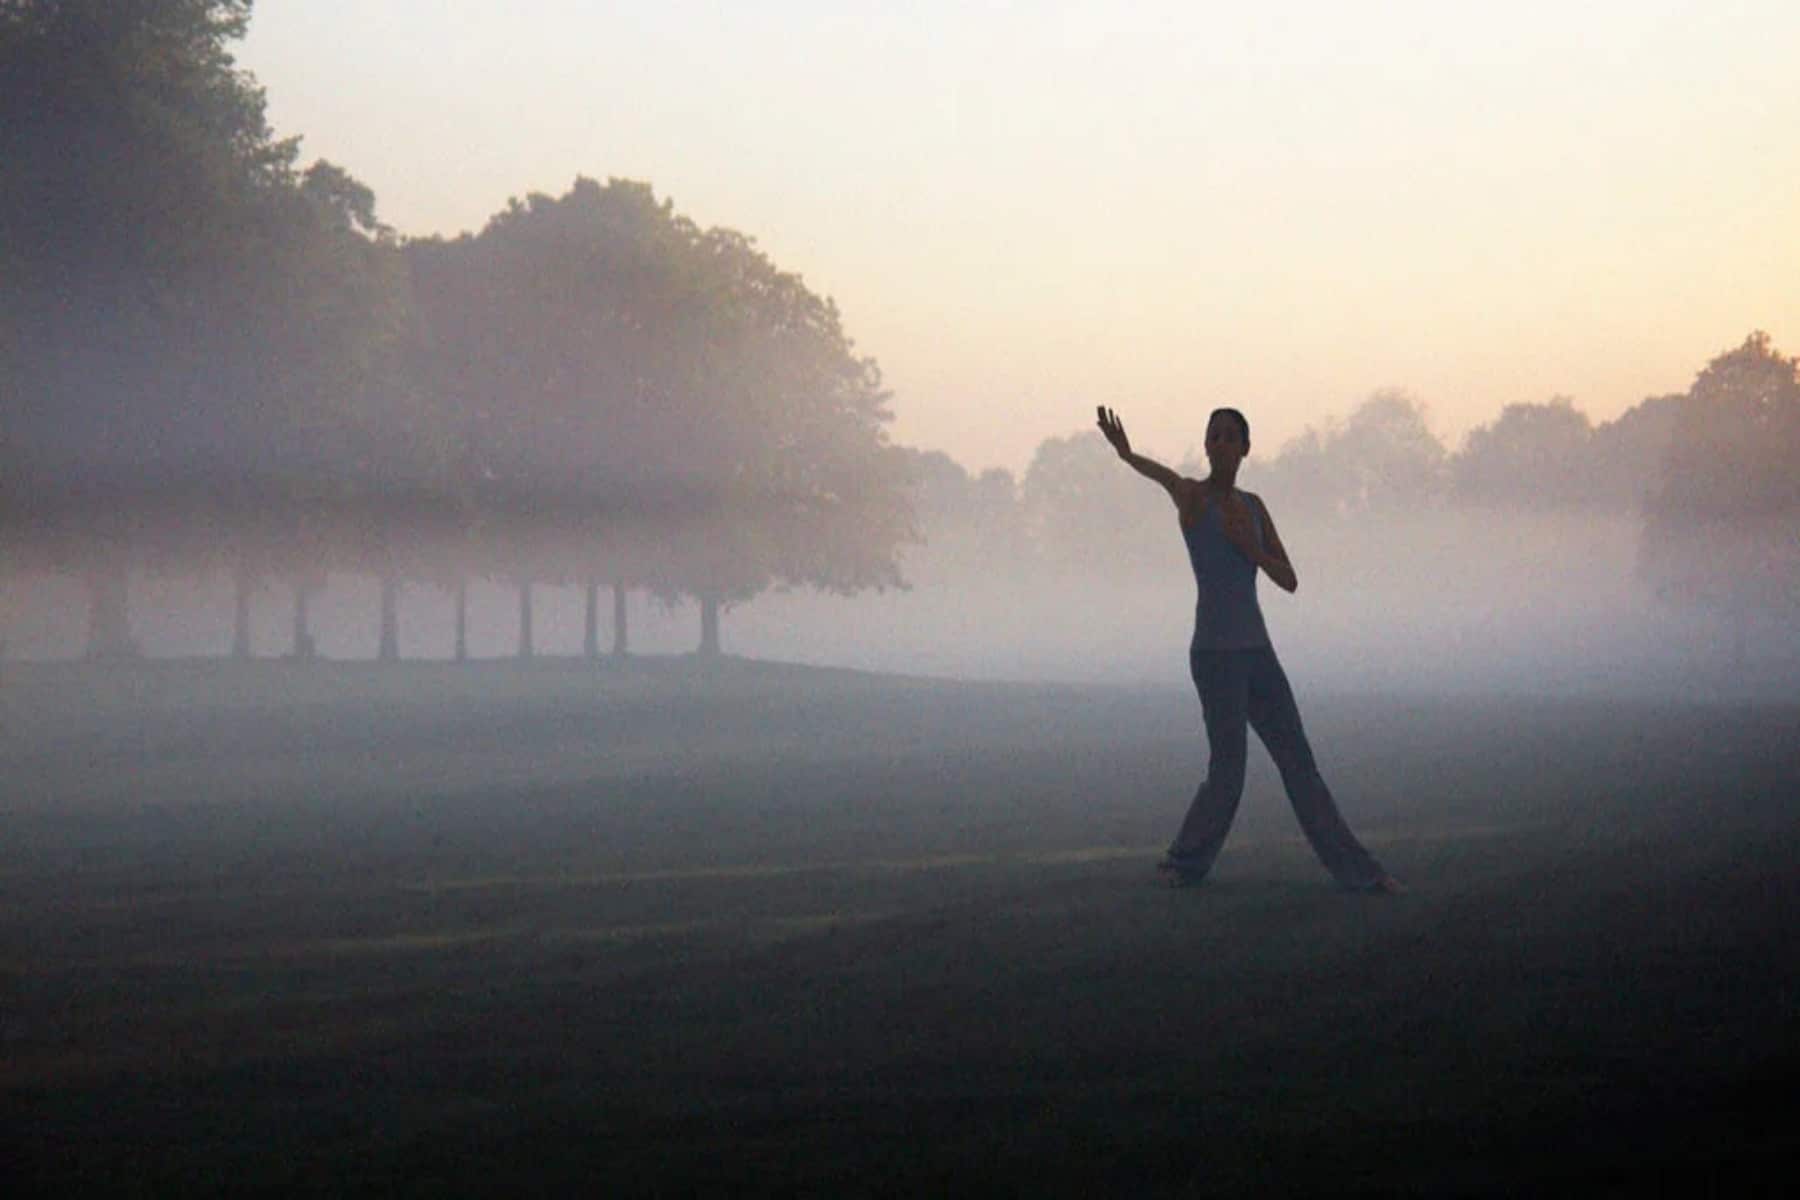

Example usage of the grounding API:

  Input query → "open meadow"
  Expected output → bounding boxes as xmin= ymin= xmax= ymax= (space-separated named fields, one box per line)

xmin=3 ymin=658 xmax=1797 ymax=1195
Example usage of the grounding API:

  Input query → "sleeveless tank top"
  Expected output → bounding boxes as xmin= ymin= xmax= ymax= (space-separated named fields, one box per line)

xmin=1181 ymin=496 xmax=1271 ymax=651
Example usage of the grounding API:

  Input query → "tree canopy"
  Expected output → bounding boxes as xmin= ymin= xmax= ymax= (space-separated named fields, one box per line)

xmin=404 ymin=178 xmax=912 ymax=623
xmin=2 ymin=0 xmax=431 ymax=654
xmin=1 ymin=0 xmax=413 ymax=488
xmin=1640 ymin=332 xmax=1800 ymax=630
xmin=1453 ymin=397 xmax=1592 ymax=508
xmin=1254 ymin=390 xmax=1447 ymax=517
xmin=4 ymin=6 xmax=913 ymax=657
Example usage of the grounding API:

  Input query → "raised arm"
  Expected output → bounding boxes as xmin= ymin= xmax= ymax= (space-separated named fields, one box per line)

xmin=1097 ymin=406 xmax=1184 ymax=501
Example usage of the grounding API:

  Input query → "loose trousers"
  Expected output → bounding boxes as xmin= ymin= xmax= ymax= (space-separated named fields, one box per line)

xmin=1167 ymin=645 xmax=1385 ymax=889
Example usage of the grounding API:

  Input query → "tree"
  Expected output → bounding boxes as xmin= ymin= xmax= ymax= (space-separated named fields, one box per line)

xmin=408 ymin=179 xmax=912 ymax=659
xmin=1641 ymin=332 xmax=1800 ymax=658
xmin=1020 ymin=431 xmax=1177 ymax=577
xmin=1 ymin=0 xmax=431 ymax=657
xmin=405 ymin=179 xmax=699 ymax=658
xmin=3 ymin=0 xmax=271 ymax=653
xmin=891 ymin=449 xmax=1024 ymax=583
xmin=1451 ymin=397 xmax=1594 ymax=509
xmin=1586 ymin=393 xmax=1682 ymax=514
xmin=679 ymin=224 xmax=912 ymax=636
xmin=0 ymin=0 xmax=409 ymax=474
xmin=1258 ymin=390 xmax=1448 ymax=518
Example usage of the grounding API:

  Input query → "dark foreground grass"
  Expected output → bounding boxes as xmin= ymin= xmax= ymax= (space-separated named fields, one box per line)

xmin=3 ymin=658 xmax=1797 ymax=1195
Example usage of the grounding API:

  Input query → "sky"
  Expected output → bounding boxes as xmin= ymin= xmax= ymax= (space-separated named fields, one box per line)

xmin=239 ymin=0 xmax=1800 ymax=475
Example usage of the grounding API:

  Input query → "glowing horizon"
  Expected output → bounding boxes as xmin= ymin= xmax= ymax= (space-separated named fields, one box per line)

xmin=241 ymin=0 xmax=1800 ymax=473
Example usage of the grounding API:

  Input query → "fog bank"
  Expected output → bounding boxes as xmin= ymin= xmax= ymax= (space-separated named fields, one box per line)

xmin=6 ymin=507 xmax=1793 ymax=701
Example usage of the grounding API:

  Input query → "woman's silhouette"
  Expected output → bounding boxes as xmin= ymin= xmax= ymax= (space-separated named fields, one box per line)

xmin=1098 ymin=405 xmax=1404 ymax=894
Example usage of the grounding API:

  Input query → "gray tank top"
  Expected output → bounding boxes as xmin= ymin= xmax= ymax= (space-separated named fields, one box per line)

xmin=1181 ymin=496 xmax=1271 ymax=651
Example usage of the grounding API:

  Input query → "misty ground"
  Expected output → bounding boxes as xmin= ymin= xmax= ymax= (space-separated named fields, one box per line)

xmin=3 ymin=658 xmax=1796 ymax=1195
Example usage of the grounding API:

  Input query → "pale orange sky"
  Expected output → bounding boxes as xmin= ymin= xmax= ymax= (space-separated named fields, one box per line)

xmin=241 ymin=1 xmax=1799 ymax=474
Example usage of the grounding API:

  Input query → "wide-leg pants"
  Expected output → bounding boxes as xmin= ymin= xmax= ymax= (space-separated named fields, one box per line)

xmin=1166 ymin=644 xmax=1385 ymax=889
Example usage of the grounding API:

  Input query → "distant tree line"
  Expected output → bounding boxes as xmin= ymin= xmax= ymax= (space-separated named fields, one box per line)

xmin=1 ymin=0 xmax=910 ymax=660
xmin=904 ymin=333 xmax=1799 ymax=644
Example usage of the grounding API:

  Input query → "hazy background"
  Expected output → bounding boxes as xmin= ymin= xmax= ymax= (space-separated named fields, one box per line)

xmin=4 ymin=2 xmax=1797 ymax=698
xmin=239 ymin=0 xmax=1800 ymax=473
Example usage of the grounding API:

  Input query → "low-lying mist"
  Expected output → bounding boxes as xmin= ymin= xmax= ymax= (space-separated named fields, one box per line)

xmin=745 ymin=504 xmax=1797 ymax=698
xmin=6 ymin=505 xmax=1792 ymax=700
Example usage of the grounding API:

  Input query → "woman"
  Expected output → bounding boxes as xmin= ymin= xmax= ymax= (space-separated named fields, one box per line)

xmin=1097 ymin=405 xmax=1404 ymax=894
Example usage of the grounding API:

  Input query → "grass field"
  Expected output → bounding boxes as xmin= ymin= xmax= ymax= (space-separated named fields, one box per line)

xmin=3 ymin=658 xmax=1797 ymax=1195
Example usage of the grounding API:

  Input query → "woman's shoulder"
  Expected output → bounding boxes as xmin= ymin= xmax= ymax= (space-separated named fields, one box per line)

xmin=1175 ymin=477 xmax=1208 ymax=522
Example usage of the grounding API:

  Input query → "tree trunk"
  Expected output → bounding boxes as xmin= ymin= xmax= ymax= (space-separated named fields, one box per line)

xmin=517 ymin=580 xmax=533 ymax=659
xmin=697 ymin=590 xmax=721 ymax=658
xmin=378 ymin=575 xmax=400 ymax=661
xmin=292 ymin=582 xmax=315 ymax=659
xmin=583 ymin=581 xmax=600 ymax=660
xmin=453 ymin=579 xmax=468 ymax=663
xmin=84 ymin=563 xmax=138 ymax=660
xmin=231 ymin=564 xmax=252 ymax=659
xmin=612 ymin=583 xmax=629 ymax=658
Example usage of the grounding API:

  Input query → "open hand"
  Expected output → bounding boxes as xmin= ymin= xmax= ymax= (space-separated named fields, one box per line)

xmin=1096 ymin=406 xmax=1131 ymax=457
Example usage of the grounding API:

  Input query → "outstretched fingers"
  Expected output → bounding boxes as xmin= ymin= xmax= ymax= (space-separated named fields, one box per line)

xmin=1096 ymin=406 xmax=1128 ymax=452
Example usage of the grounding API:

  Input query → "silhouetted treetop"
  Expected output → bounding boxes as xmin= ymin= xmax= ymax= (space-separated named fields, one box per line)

xmin=405 ymin=177 xmax=911 ymax=625
xmin=1256 ymin=390 xmax=1447 ymax=516
xmin=1 ymin=0 xmax=415 ymax=487
xmin=1453 ymin=397 xmax=1594 ymax=508
xmin=1653 ymin=332 xmax=1800 ymax=522
xmin=1641 ymin=332 xmax=1800 ymax=631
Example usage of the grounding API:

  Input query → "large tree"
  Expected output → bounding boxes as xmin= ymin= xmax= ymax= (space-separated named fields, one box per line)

xmin=1641 ymin=332 xmax=1800 ymax=658
xmin=405 ymin=180 xmax=695 ymax=657
xmin=1 ymin=0 xmax=416 ymax=473
xmin=676 ymin=224 xmax=911 ymax=645
xmin=408 ymin=178 xmax=912 ymax=658
xmin=1 ymin=0 xmax=425 ymax=656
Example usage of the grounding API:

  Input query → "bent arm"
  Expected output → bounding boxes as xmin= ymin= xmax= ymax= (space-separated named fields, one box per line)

xmin=1250 ymin=496 xmax=1298 ymax=593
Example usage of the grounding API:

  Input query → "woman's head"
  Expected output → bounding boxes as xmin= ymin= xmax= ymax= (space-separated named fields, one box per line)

xmin=1206 ymin=407 xmax=1251 ymax=466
